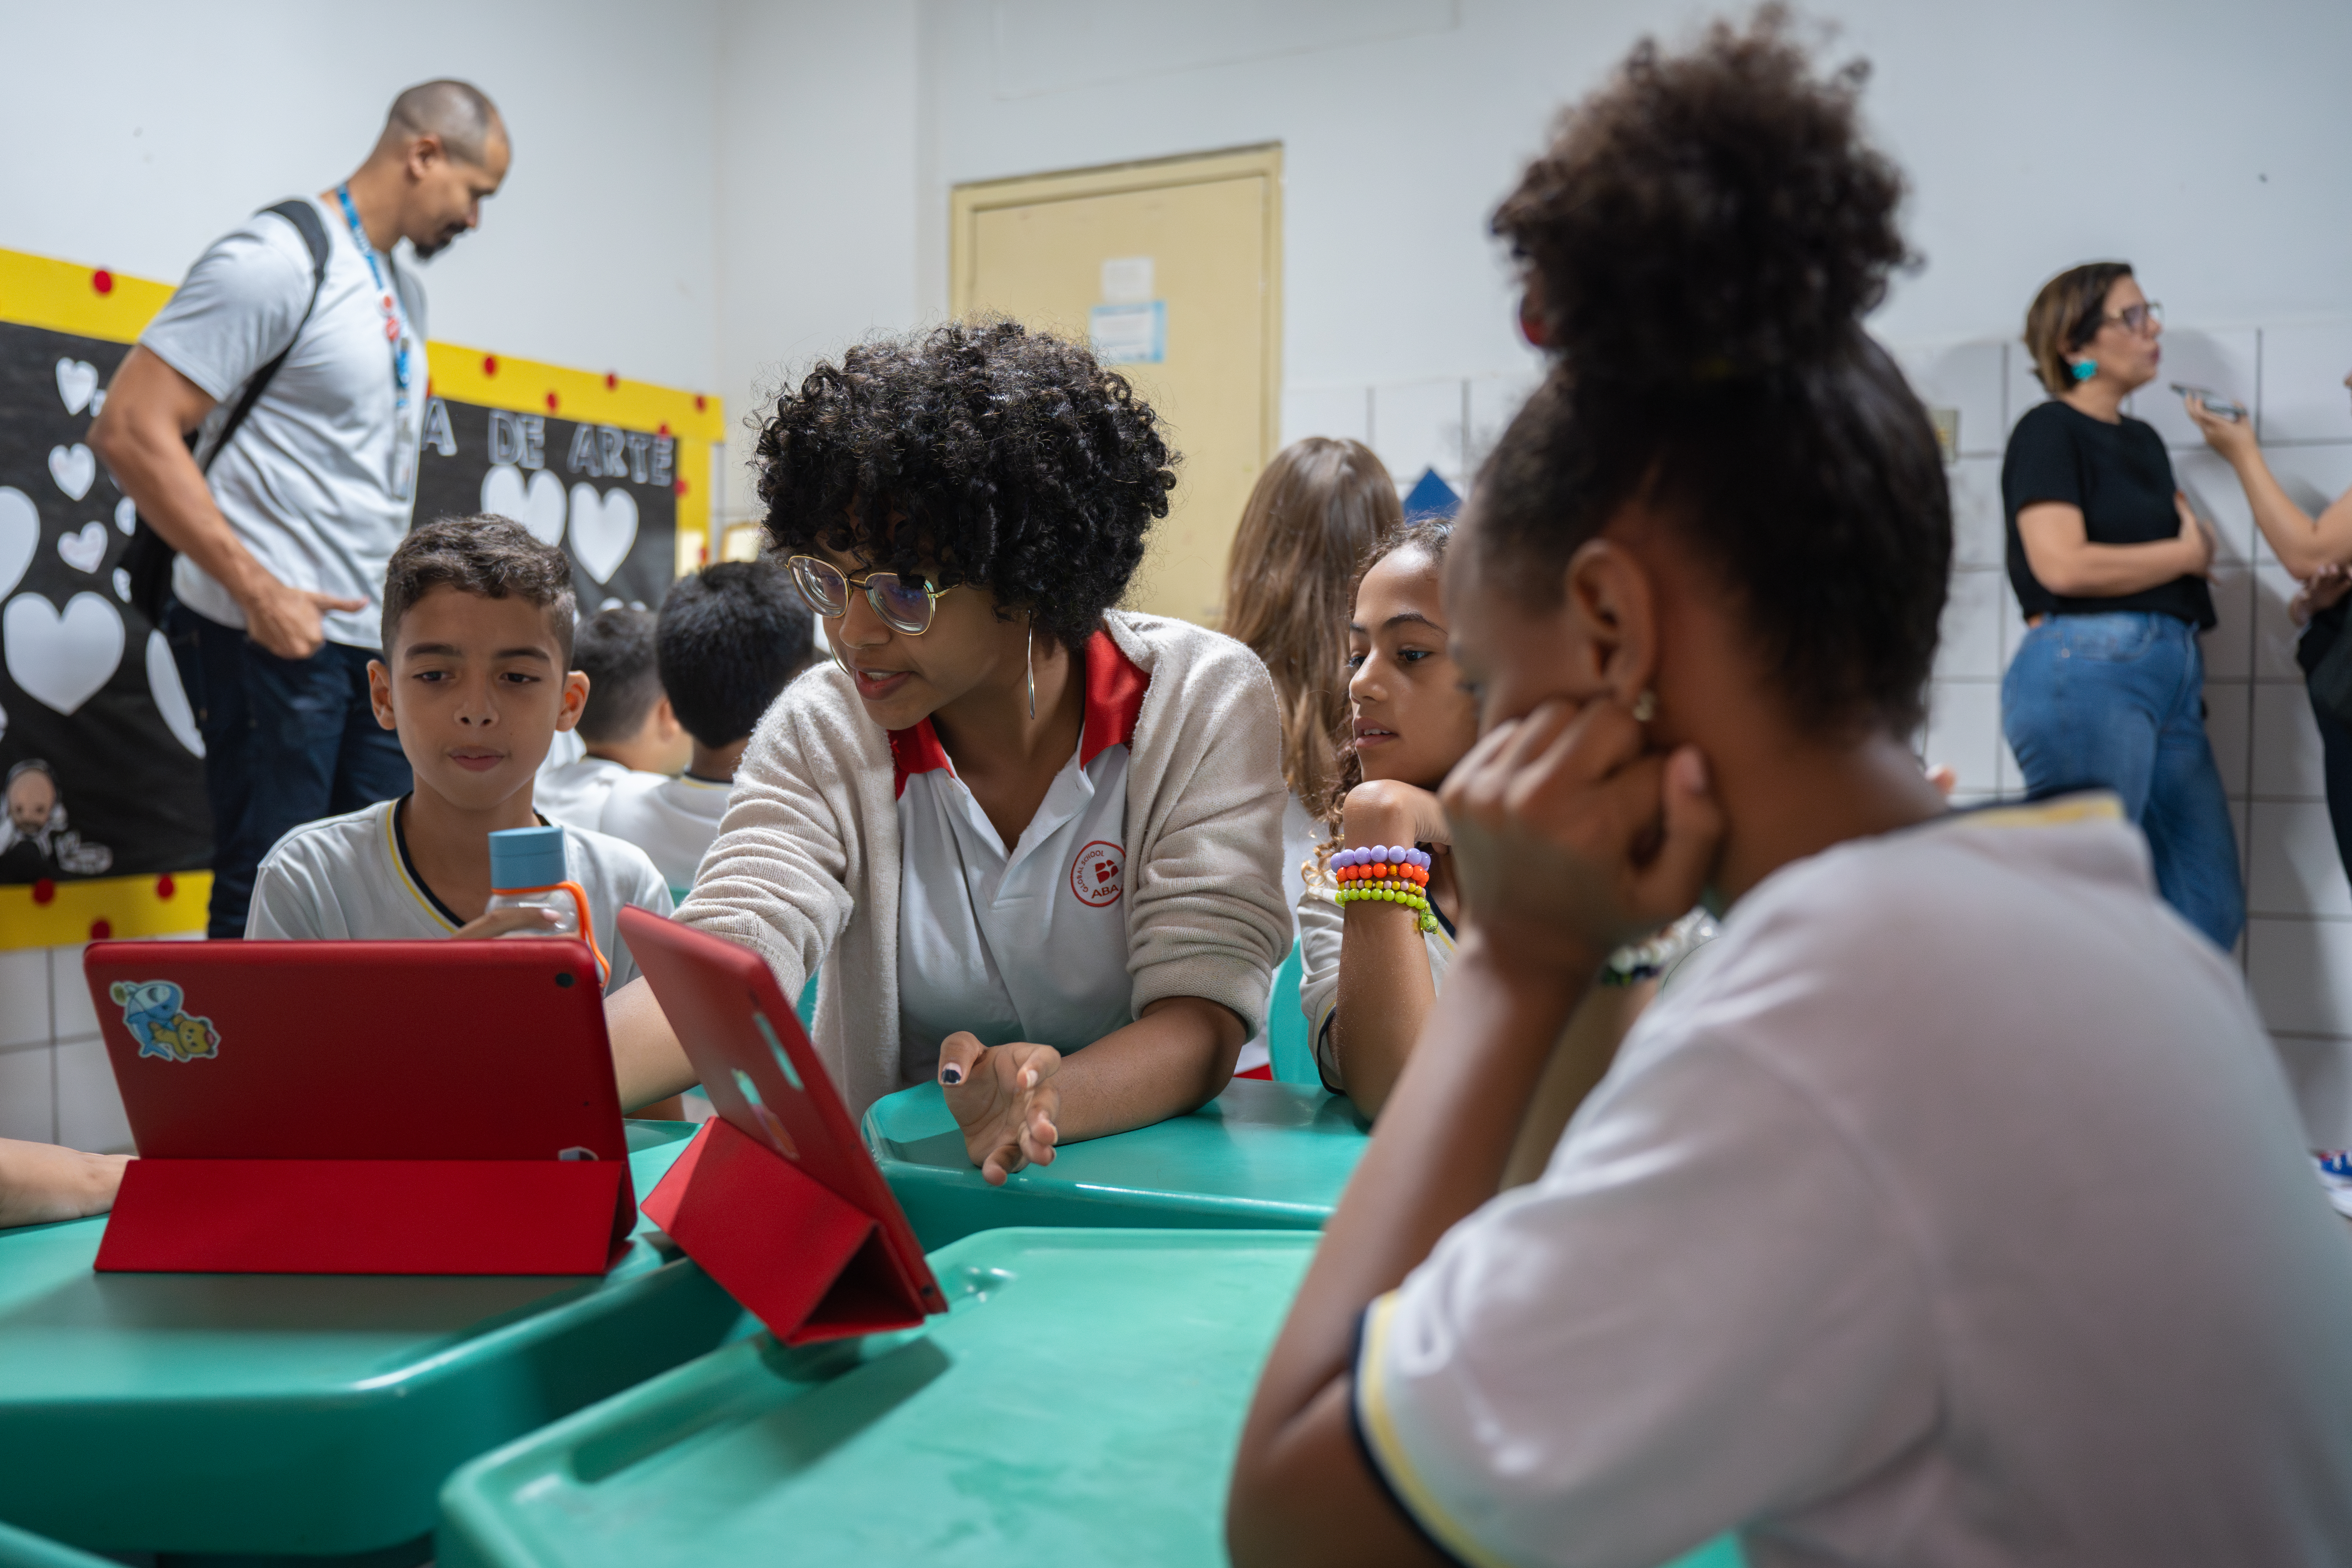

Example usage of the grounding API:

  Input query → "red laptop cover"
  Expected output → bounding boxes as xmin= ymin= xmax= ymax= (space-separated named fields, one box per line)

xmin=84 ymin=939 xmax=635 ymax=1276
xmin=620 ymin=906 xmax=944 ymax=1343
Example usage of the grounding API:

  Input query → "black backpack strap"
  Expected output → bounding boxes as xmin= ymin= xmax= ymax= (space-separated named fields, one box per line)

xmin=197 ymin=197 xmax=330 ymax=474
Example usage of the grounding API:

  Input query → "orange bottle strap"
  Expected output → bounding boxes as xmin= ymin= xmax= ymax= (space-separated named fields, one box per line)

xmin=504 ymin=880 xmax=610 ymax=985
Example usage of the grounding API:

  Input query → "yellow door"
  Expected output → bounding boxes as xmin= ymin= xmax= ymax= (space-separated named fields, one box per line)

xmin=951 ymin=146 xmax=1282 ymax=627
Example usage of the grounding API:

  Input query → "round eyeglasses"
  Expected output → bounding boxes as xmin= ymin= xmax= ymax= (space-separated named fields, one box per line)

xmin=787 ymin=554 xmax=953 ymax=636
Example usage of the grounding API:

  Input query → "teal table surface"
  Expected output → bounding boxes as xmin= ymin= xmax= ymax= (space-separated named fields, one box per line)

xmin=0 ymin=1520 xmax=114 ymax=1568
xmin=862 ymin=1075 xmax=1369 ymax=1249
xmin=0 ymin=1121 xmax=745 ymax=1559
xmin=438 ymin=1226 xmax=1742 ymax=1568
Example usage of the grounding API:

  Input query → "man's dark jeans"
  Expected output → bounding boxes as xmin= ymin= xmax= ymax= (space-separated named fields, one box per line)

xmin=165 ymin=602 xmax=411 ymax=938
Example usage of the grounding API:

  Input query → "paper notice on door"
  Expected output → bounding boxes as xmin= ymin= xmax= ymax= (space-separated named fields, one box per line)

xmin=1100 ymin=256 xmax=1155 ymax=304
xmin=1089 ymin=301 xmax=1166 ymax=365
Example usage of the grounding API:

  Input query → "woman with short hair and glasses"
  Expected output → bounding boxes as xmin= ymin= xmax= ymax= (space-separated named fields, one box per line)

xmin=2000 ymin=261 xmax=2242 ymax=947
xmin=602 ymin=318 xmax=1291 ymax=1182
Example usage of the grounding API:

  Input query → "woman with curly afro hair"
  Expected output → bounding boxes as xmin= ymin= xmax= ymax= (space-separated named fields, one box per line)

xmin=1231 ymin=14 xmax=2352 ymax=1567
xmin=606 ymin=318 xmax=1292 ymax=1183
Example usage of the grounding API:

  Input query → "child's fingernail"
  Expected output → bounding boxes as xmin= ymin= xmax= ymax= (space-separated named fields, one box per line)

xmin=939 ymin=1064 xmax=962 ymax=1085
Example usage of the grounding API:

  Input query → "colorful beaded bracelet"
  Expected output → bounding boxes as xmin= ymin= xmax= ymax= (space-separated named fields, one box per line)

xmin=1332 ymin=845 xmax=1438 ymax=932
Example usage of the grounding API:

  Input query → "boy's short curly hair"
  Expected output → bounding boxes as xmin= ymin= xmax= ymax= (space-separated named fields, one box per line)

xmin=751 ymin=317 xmax=1178 ymax=651
xmin=382 ymin=513 xmax=577 ymax=663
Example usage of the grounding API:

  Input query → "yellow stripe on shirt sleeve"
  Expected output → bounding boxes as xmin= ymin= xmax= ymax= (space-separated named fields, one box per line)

xmin=1356 ymin=1291 xmax=1522 ymax=1568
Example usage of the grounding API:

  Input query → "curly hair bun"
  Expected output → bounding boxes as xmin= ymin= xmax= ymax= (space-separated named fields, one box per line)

xmin=1495 ymin=7 xmax=1909 ymax=388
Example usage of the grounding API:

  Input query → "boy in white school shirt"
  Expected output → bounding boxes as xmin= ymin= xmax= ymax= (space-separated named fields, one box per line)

xmin=246 ymin=515 xmax=671 ymax=992
xmin=534 ymin=607 xmax=690 ymax=830
xmin=599 ymin=560 xmax=816 ymax=897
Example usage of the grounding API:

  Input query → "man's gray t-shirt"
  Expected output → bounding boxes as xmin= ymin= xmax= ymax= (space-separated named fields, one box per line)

xmin=139 ymin=195 xmax=428 ymax=650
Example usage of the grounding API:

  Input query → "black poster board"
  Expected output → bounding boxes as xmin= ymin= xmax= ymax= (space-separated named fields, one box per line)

xmin=0 ymin=320 xmax=207 ymax=885
xmin=412 ymin=399 xmax=679 ymax=614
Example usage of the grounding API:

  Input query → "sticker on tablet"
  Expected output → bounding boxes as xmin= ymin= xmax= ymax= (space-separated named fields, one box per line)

xmin=110 ymin=980 xmax=220 ymax=1063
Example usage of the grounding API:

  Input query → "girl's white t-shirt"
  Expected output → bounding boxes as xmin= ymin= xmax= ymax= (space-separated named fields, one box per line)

xmin=1354 ymin=799 xmax=2352 ymax=1568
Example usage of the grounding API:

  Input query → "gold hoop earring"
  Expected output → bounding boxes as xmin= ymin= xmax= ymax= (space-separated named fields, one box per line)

xmin=1630 ymin=690 xmax=1658 ymax=723
xmin=1026 ymin=618 xmax=1037 ymax=721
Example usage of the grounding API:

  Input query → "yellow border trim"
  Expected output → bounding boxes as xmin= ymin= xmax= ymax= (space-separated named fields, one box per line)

xmin=1357 ymin=1292 xmax=1517 ymax=1568
xmin=0 ymin=245 xmax=175 ymax=344
xmin=0 ymin=871 xmax=212 ymax=951
xmin=1952 ymin=792 xmax=2123 ymax=832
xmin=948 ymin=143 xmax=1284 ymax=476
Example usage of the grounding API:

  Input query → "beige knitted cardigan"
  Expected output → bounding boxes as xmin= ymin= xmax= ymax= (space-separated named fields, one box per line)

xmin=674 ymin=609 xmax=1292 ymax=1118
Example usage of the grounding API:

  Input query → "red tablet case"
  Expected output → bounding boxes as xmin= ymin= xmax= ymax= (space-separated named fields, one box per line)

xmin=621 ymin=907 xmax=945 ymax=1345
xmin=84 ymin=939 xmax=634 ymax=1276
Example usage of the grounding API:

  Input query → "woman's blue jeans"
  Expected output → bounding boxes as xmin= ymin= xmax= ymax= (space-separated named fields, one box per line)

xmin=2001 ymin=611 xmax=2244 ymax=950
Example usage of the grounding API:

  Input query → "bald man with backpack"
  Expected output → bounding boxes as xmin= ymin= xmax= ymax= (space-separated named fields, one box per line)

xmin=92 ymin=81 xmax=512 ymax=938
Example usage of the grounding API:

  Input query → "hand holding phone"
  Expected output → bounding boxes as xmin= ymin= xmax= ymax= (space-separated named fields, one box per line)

xmin=2173 ymin=383 xmax=2247 ymax=422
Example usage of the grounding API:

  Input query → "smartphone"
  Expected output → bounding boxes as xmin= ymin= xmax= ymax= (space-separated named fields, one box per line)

xmin=2172 ymin=383 xmax=2246 ymax=422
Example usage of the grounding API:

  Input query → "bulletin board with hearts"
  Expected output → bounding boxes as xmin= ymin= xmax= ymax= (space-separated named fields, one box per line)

xmin=0 ymin=243 xmax=725 ymax=948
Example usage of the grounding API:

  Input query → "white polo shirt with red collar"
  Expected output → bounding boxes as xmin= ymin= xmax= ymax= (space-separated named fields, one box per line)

xmin=890 ymin=632 xmax=1151 ymax=1086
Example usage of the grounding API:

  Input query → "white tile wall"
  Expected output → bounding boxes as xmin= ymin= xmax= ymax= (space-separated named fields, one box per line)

xmin=2258 ymin=321 xmax=2352 ymax=445
xmin=1901 ymin=317 xmax=2352 ymax=1144
xmin=1895 ymin=339 xmax=2006 ymax=459
xmin=0 ymin=944 xmax=141 ymax=1154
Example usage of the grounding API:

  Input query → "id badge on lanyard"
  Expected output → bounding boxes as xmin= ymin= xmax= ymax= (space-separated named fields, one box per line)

xmin=389 ymin=336 xmax=419 ymax=502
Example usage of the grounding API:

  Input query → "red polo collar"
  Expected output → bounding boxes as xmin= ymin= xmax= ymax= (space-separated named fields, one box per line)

xmin=889 ymin=629 xmax=1148 ymax=798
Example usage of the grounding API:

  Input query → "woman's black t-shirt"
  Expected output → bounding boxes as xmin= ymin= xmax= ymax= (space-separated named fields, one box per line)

xmin=2001 ymin=400 xmax=2214 ymax=628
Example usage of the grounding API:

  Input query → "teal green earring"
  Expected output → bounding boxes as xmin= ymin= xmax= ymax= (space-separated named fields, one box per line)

xmin=2070 ymin=359 xmax=2098 ymax=382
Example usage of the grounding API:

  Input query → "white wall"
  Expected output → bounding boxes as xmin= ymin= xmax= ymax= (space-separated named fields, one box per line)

xmin=710 ymin=0 xmax=923 ymax=526
xmin=909 ymin=0 xmax=2352 ymax=488
xmin=0 ymin=0 xmax=723 ymax=393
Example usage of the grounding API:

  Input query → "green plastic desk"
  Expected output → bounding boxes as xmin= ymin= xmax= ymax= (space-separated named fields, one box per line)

xmin=438 ymin=1227 xmax=1742 ymax=1568
xmin=0 ymin=1121 xmax=745 ymax=1561
xmin=862 ymin=1075 xmax=1368 ymax=1249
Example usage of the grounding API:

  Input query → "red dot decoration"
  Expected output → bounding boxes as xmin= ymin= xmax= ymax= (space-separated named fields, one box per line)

xmin=31 ymin=878 xmax=55 ymax=905
xmin=89 ymin=918 xmax=112 ymax=941
xmin=605 ymin=372 xmax=618 ymax=391
xmin=674 ymin=478 xmax=689 ymax=497
xmin=482 ymin=354 xmax=499 ymax=376
xmin=91 ymin=269 xmax=114 ymax=295
xmin=658 ymin=422 xmax=670 ymax=437
xmin=156 ymin=874 xmax=176 ymax=900
xmin=694 ymin=395 xmax=707 ymax=412
xmin=546 ymin=392 xmax=560 ymax=411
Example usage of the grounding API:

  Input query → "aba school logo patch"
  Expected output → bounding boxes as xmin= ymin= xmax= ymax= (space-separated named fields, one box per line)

xmin=110 ymin=980 xmax=220 ymax=1063
xmin=1070 ymin=840 xmax=1124 ymax=908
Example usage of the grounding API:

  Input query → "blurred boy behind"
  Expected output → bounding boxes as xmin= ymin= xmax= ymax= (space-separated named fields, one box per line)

xmin=536 ymin=607 xmax=690 ymax=829
xmin=600 ymin=561 xmax=816 ymax=897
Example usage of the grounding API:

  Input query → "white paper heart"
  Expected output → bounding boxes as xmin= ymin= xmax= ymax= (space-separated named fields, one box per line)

xmin=57 ymin=522 xmax=107 ymax=574
xmin=145 ymin=629 xmax=203 ymax=756
xmin=48 ymin=443 xmax=96 ymax=501
xmin=115 ymin=497 xmax=136 ymax=536
xmin=0 ymin=487 xmax=37 ymax=601
xmin=480 ymin=464 xmax=567 ymax=547
xmin=4 ymin=591 xmax=126 ymax=714
xmin=89 ymin=388 xmax=106 ymax=417
xmin=55 ymin=358 xmax=98 ymax=416
xmin=113 ymin=567 xmax=132 ymax=603
xmin=569 ymin=484 xmax=639 ymax=584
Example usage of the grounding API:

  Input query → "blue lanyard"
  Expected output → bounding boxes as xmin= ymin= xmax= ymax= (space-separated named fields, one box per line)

xmin=333 ymin=185 xmax=413 ymax=412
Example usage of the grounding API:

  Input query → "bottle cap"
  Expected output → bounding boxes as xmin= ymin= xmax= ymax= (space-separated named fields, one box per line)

xmin=488 ymin=825 xmax=568 ymax=892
